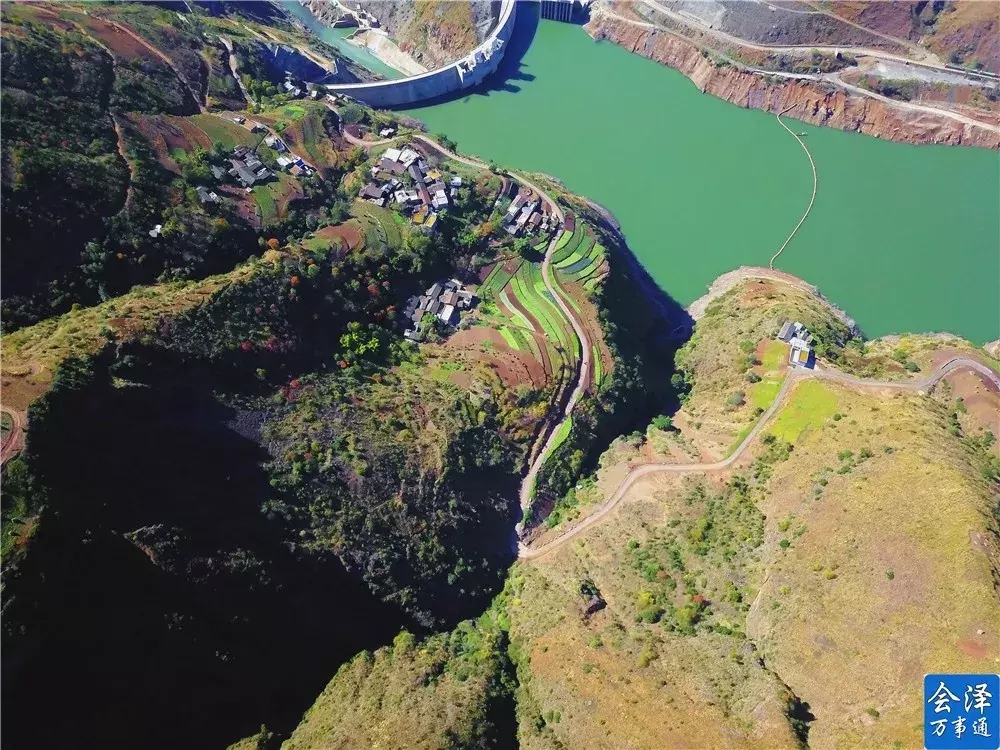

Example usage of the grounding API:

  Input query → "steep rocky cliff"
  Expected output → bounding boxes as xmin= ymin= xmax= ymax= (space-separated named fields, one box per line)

xmin=585 ymin=14 xmax=1000 ymax=149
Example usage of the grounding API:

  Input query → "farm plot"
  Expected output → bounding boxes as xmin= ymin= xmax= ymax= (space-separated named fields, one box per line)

xmin=303 ymin=220 xmax=364 ymax=256
xmin=351 ymin=200 xmax=402 ymax=252
xmin=190 ymin=114 xmax=262 ymax=149
xmin=478 ymin=258 xmax=522 ymax=298
xmin=549 ymin=225 xmax=588 ymax=265
xmin=252 ymin=173 xmax=302 ymax=225
xmin=509 ymin=263 xmax=577 ymax=369
xmin=556 ymin=235 xmax=607 ymax=286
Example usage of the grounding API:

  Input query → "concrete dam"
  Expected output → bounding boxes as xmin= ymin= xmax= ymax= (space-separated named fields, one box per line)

xmin=322 ymin=0 xmax=518 ymax=108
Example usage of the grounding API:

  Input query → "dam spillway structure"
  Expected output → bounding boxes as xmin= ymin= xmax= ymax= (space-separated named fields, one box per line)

xmin=540 ymin=0 xmax=588 ymax=23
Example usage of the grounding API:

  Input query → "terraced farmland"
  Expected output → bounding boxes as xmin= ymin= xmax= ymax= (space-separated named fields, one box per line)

xmin=351 ymin=200 xmax=403 ymax=251
xmin=553 ymin=223 xmax=607 ymax=287
xmin=478 ymin=258 xmax=521 ymax=299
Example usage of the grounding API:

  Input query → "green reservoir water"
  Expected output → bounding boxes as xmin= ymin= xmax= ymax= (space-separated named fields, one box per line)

xmin=402 ymin=15 xmax=1000 ymax=343
xmin=280 ymin=1 xmax=406 ymax=80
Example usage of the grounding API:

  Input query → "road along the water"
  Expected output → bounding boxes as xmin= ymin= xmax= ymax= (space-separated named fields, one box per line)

xmin=518 ymin=356 xmax=1000 ymax=560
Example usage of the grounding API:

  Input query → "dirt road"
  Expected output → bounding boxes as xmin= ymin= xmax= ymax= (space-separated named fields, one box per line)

xmin=593 ymin=1 xmax=1000 ymax=135
xmin=519 ymin=356 xmax=999 ymax=560
xmin=406 ymin=137 xmax=592 ymax=518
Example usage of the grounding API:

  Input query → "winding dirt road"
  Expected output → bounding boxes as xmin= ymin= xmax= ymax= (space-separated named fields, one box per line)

xmin=519 ymin=356 xmax=1000 ymax=560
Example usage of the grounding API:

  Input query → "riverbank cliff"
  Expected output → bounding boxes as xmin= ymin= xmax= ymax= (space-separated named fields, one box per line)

xmin=584 ymin=15 xmax=1000 ymax=149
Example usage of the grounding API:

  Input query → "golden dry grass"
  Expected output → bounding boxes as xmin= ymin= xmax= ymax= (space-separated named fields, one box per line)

xmin=747 ymin=383 xmax=1000 ymax=749
xmin=510 ymin=473 xmax=799 ymax=750
xmin=510 ymin=280 xmax=1000 ymax=749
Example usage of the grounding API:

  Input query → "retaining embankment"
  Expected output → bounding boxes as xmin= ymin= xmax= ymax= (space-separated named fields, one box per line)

xmin=323 ymin=0 xmax=517 ymax=107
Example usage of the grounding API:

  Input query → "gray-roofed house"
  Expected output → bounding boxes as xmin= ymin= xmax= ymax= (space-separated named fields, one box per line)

xmin=196 ymin=186 xmax=220 ymax=204
xmin=777 ymin=321 xmax=794 ymax=341
xmin=230 ymin=160 xmax=259 ymax=187
xmin=211 ymin=165 xmax=227 ymax=181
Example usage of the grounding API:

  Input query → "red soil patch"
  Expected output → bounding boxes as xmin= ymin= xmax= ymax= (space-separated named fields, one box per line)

xmin=276 ymin=182 xmax=305 ymax=219
xmin=76 ymin=15 xmax=159 ymax=60
xmin=313 ymin=221 xmax=362 ymax=252
xmin=739 ymin=279 xmax=780 ymax=307
xmin=217 ymin=184 xmax=260 ymax=229
xmin=478 ymin=262 xmax=496 ymax=283
xmin=23 ymin=6 xmax=77 ymax=32
xmin=563 ymin=280 xmax=613 ymax=393
xmin=957 ymin=637 xmax=990 ymax=659
xmin=126 ymin=114 xmax=211 ymax=172
xmin=753 ymin=338 xmax=788 ymax=374
xmin=442 ymin=327 xmax=546 ymax=389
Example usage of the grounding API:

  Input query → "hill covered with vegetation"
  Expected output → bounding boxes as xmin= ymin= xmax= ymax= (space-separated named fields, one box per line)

xmin=2 ymin=4 xmax=997 ymax=750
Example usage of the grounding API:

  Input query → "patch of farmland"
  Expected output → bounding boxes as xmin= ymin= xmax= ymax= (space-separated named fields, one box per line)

xmin=190 ymin=114 xmax=262 ymax=149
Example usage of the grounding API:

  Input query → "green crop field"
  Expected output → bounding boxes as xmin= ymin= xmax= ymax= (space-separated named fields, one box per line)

xmin=351 ymin=201 xmax=402 ymax=250
xmin=759 ymin=339 xmax=787 ymax=371
xmin=591 ymin=344 xmax=603 ymax=388
xmin=499 ymin=326 xmax=522 ymax=350
xmin=748 ymin=376 xmax=783 ymax=410
xmin=767 ymin=380 xmax=839 ymax=444
xmin=190 ymin=114 xmax=261 ymax=149
xmin=550 ymin=227 xmax=587 ymax=264
xmin=510 ymin=271 xmax=566 ymax=353
xmin=554 ymin=237 xmax=595 ymax=269
xmin=480 ymin=260 xmax=519 ymax=297
xmin=548 ymin=417 xmax=573 ymax=454
xmin=499 ymin=288 xmax=535 ymax=331
xmin=252 ymin=184 xmax=277 ymax=223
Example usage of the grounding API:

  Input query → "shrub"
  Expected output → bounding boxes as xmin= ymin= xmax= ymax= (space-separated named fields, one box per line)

xmin=885 ymin=570 xmax=894 ymax=580
xmin=651 ymin=414 xmax=673 ymax=431
xmin=746 ymin=372 xmax=762 ymax=383
xmin=339 ymin=103 xmax=366 ymax=125
xmin=726 ymin=391 xmax=746 ymax=408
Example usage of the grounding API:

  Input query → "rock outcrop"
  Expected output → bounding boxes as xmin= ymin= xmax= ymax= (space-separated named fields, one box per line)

xmin=585 ymin=14 xmax=1000 ymax=149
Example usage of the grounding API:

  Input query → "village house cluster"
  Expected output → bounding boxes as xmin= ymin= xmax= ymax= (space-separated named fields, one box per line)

xmin=402 ymin=279 xmax=476 ymax=340
xmin=359 ymin=145 xmax=462 ymax=231
xmin=202 ymin=116 xmax=317 ymax=195
xmin=777 ymin=320 xmax=815 ymax=368
xmin=502 ymin=185 xmax=551 ymax=236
